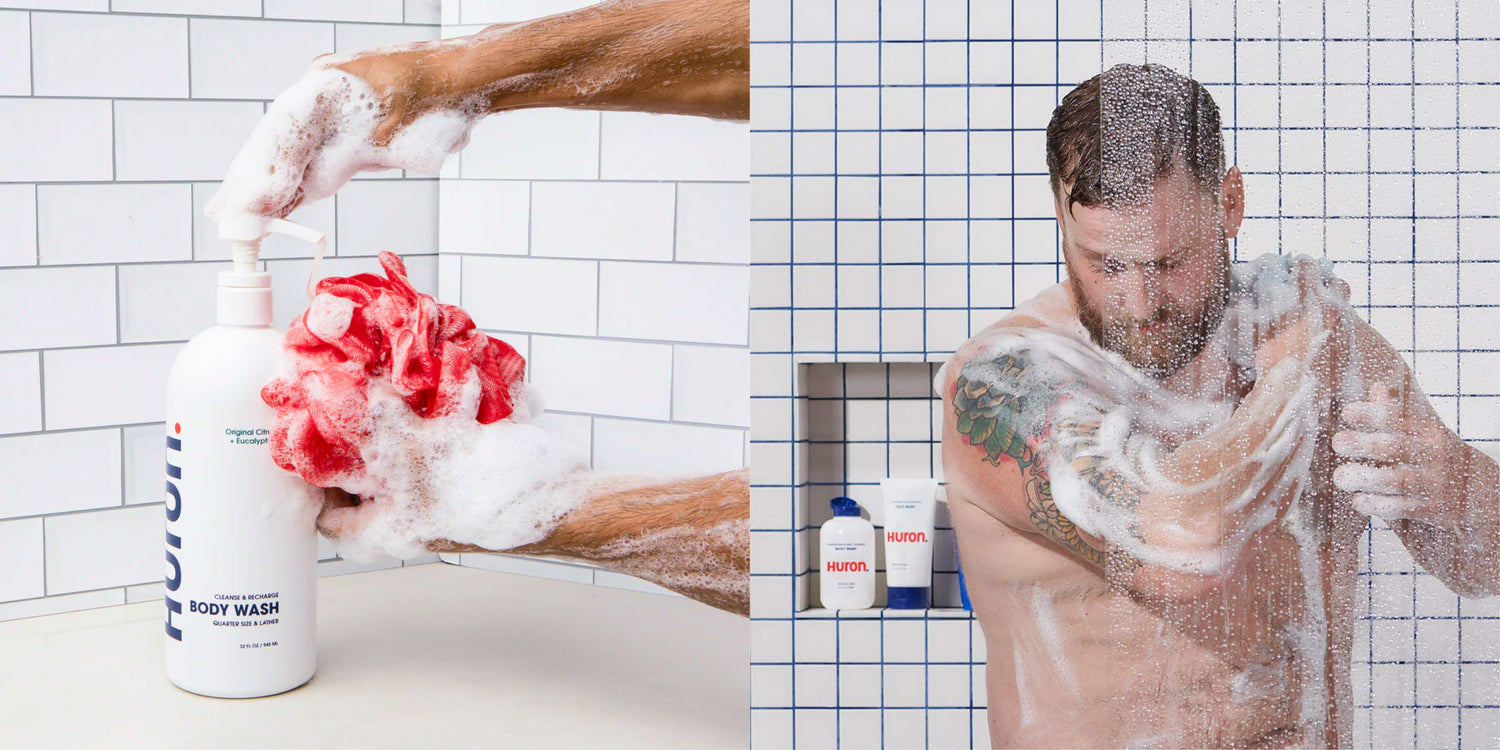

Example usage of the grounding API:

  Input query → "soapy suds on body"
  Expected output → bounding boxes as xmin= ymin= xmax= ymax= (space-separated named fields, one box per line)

xmin=317 ymin=377 xmax=589 ymax=561
xmin=947 ymin=252 xmax=1358 ymax=741
xmin=950 ymin=254 xmax=1342 ymax=577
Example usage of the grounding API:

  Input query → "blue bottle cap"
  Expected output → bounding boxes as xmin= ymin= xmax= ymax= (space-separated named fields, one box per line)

xmin=887 ymin=586 xmax=930 ymax=610
xmin=829 ymin=496 xmax=862 ymax=517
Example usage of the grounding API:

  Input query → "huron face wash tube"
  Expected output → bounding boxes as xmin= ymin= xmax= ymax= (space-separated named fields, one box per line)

xmin=880 ymin=478 xmax=938 ymax=609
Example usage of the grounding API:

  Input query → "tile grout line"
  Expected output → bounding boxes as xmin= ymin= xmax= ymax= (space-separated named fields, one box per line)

xmin=1409 ymin=5 xmax=1419 ymax=744
xmin=26 ymin=9 xmax=33 ymax=95
xmin=118 ymin=425 xmax=125 ymax=508
xmin=0 ymin=7 xmax=427 ymax=26
xmin=40 ymin=496 xmax=47 ymax=596
xmin=786 ymin=0 xmax=797 ymax=741
xmin=1451 ymin=3 xmax=1464 ymax=743
xmin=114 ymin=264 xmax=121 ymax=344
xmin=32 ymin=182 xmax=39 ymax=265
xmin=35 ymin=347 xmax=45 ymax=431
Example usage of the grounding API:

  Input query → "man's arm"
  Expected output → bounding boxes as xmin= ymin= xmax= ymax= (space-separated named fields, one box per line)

xmin=947 ymin=355 xmax=1117 ymax=571
xmin=1334 ymin=318 xmax=1500 ymax=598
xmin=213 ymin=0 xmax=748 ymax=219
xmin=439 ymin=0 xmax=749 ymax=120
xmin=336 ymin=0 xmax=749 ymax=147
xmin=417 ymin=469 xmax=750 ymax=616
xmin=942 ymin=334 xmax=1319 ymax=600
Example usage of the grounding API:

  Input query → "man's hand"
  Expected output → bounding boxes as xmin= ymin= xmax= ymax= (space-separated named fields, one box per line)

xmin=207 ymin=44 xmax=471 ymax=221
xmin=1333 ymin=383 xmax=1491 ymax=529
xmin=315 ymin=486 xmax=372 ymax=540
xmin=1247 ymin=255 xmax=1349 ymax=380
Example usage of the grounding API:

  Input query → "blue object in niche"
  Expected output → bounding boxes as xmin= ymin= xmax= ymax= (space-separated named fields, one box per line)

xmin=887 ymin=586 xmax=930 ymax=609
xmin=956 ymin=547 xmax=972 ymax=611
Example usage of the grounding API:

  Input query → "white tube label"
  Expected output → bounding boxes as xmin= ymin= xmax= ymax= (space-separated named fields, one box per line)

xmin=882 ymin=479 xmax=938 ymax=588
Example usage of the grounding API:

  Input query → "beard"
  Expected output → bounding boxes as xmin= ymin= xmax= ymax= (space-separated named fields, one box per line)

xmin=1070 ymin=243 xmax=1231 ymax=379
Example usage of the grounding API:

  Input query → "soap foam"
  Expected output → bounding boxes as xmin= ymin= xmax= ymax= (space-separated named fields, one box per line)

xmin=954 ymin=253 xmax=1345 ymax=577
xmin=326 ymin=376 xmax=589 ymax=561
xmin=262 ymin=252 xmax=584 ymax=561
xmin=207 ymin=62 xmax=481 ymax=222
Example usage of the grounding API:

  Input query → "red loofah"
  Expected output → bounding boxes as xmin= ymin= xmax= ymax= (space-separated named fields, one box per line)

xmin=261 ymin=251 xmax=526 ymax=487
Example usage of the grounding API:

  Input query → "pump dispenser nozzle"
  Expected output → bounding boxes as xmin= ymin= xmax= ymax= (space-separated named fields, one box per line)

xmin=214 ymin=214 xmax=328 ymax=326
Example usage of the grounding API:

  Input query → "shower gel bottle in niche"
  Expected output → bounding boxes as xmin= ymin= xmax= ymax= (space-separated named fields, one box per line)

xmin=820 ymin=497 xmax=875 ymax=610
xmin=163 ymin=216 xmax=326 ymax=698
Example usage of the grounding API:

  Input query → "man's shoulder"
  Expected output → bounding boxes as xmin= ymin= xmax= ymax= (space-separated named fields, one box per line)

xmin=943 ymin=283 xmax=1080 ymax=393
xmin=939 ymin=291 xmax=1079 ymax=533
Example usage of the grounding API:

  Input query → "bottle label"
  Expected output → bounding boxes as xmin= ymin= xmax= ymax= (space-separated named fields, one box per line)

xmin=165 ymin=423 xmax=290 ymax=649
xmin=822 ymin=538 xmax=873 ymax=599
xmin=188 ymin=592 xmax=283 ymax=632
xmin=822 ymin=542 xmax=872 ymax=573
xmin=224 ymin=426 xmax=270 ymax=446
xmin=165 ymin=430 xmax=185 ymax=642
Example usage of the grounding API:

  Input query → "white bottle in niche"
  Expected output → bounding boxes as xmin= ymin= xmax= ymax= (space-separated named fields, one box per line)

xmin=820 ymin=497 xmax=875 ymax=610
xmin=163 ymin=216 xmax=325 ymax=698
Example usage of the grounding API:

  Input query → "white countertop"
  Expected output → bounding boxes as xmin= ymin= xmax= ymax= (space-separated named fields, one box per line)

xmin=0 ymin=563 xmax=748 ymax=749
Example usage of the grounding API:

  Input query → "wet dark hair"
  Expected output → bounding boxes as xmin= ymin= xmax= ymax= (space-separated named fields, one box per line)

xmin=1046 ymin=63 xmax=1226 ymax=214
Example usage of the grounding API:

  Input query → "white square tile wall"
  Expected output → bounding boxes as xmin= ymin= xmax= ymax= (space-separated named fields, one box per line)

xmin=749 ymin=1 xmax=1500 ymax=747
xmin=0 ymin=2 xmax=444 ymax=624
xmin=439 ymin=3 xmax=752 ymax=591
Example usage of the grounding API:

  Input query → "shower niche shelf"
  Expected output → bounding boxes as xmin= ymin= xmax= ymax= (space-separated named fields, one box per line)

xmin=794 ymin=361 xmax=969 ymax=613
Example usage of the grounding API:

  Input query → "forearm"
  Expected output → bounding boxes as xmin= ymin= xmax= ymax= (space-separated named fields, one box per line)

xmin=1341 ymin=317 xmax=1500 ymax=596
xmin=1055 ymin=357 xmax=1315 ymax=566
xmin=435 ymin=469 xmax=750 ymax=615
xmin=1395 ymin=441 xmax=1500 ymax=597
xmin=436 ymin=0 xmax=749 ymax=119
xmin=952 ymin=333 xmax=1313 ymax=586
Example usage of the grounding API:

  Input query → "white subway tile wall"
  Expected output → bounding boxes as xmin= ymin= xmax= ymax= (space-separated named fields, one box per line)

xmin=31 ymin=13 xmax=187 ymax=97
xmin=0 ymin=184 xmax=37 ymax=266
xmin=262 ymin=0 xmax=404 ymax=24
xmin=112 ymin=100 xmax=264 ymax=181
xmin=42 ymin=342 xmax=183 ymax=429
xmin=439 ymin=2 xmax=751 ymax=591
xmin=0 ymin=12 xmax=30 ymax=95
xmin=335 ymin=180 xmax=440 ymax=256
xmin=0 ymin=2 xmax=444 ymax=622
xmin=750 ymin=1 xmax=1500 ymax=748
xmin=0 ymin=353 xmax=43 ymax=434
xmin=188 ymin=19 xmax=334 ymax=99
xmin=461 ymin=109 xmax=602 ymax=180
xmin=0 ymin=99 xmax=114 ymax=181
xmin=37 ymin=183 xmax=192 ymax=265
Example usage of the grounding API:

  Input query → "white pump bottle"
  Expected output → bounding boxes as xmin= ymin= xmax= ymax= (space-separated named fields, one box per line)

xmin=163 ymin=215 xmax=326 ymax=698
